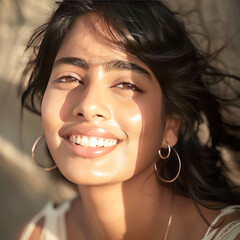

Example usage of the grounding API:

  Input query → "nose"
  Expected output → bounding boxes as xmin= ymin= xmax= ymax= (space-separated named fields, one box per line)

xmin=72 ymin=83 xmax=111 ymax=121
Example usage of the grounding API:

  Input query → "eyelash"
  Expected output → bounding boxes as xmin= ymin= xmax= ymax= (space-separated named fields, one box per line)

xmin=55 ymin=75 xmax=82 ymax=84
xmin=55 ymin=76 xmax=143 ymax=93
xmin=113 ymin=82 xmax=144 ymax=93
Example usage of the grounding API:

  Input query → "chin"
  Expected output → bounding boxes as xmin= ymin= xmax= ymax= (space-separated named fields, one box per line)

xmin=56 ymin=162 xmax=133 ymax=187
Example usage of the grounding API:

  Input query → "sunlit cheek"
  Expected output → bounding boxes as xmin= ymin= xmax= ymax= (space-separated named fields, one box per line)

xmin=121 ymin=104 xmax=143 ymax=165
xmin=112 ymin=100 xmax=143 ymax=165
xmin=124 ymin=106 xmax=143 ymax=137
xmin=130 ymin=114 xmax=141 ymax=122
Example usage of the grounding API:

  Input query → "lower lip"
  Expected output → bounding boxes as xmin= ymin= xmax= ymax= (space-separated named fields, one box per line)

xmin=64 ymin=138 xmax=119 ymax=158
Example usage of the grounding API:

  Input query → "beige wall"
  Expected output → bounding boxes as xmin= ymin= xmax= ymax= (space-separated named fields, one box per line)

xmin=0 ymin=1 xmax=75 ymax=239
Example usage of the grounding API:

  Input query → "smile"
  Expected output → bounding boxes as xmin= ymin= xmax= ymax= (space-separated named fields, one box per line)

xmin=61 ymin=126 xmax=124 ymax=158
xmin=69 ymin=135 xmax=118 ymax=148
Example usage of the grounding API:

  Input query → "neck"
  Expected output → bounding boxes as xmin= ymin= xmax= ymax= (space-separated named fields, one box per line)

xmin=77 ymin=166 xmax=173 ymax=240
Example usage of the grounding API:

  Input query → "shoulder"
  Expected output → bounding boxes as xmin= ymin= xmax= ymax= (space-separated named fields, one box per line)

xmin=203 ymin=205 xmax=240 ymax=240
xmin=14 ymin=201 xmax=72 ymax=240
xmin=14 ymin=204 xmax=47 ymax=240
xmin=14 ymin=219 xmax=44 ymax=240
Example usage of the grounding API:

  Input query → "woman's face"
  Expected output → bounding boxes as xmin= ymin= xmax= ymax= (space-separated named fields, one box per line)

xmin=41 ymin=14 xmax=167 ymax=185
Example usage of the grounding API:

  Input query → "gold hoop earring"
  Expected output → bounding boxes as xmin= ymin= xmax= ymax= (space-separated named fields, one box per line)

xmin=155 ymin=146 xmax=181 ymax=183
xmin=158 ymin=143 xmax=171 ymax=159
xmin=32 ymin=136 xmax=57 ymax=171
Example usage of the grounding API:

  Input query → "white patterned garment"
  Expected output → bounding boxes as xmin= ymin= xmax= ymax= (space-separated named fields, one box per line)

xmin=19 ymin=201 xmax=240 ymax=240
xmin=202 ymin=205 xmax=240 ymax=240
xmin=19 ymin=201 xmax=71 ymax=240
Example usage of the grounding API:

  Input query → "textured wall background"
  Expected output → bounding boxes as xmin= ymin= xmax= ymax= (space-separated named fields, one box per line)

xmin=0 ymin=1 xmax=75 ymax=239
xmin=0 ymin=1 xmax=239 ymax=239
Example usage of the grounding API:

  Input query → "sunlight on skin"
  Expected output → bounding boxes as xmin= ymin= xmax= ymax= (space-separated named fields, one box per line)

xmin=130 ymin=114 xmax=141 ymax=122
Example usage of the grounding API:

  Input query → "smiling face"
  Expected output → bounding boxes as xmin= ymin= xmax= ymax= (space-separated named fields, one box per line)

xmin=41 ymin=14 xmax=171 ymax=185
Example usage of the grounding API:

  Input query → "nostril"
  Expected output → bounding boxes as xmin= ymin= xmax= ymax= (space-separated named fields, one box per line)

xmin=75 ymin=113 xmax=104 ymax=119
xmin=76 ymin=113 xmax=84 ymax=117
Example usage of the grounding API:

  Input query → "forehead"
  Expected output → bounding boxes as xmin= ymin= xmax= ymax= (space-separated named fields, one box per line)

xmin=54 ymin=13 xmax=157 ymax=81
xmin=55 ymin=13 xmax=141 ymax=66
xmin=56 ymin=14 xmax=123 ymax=59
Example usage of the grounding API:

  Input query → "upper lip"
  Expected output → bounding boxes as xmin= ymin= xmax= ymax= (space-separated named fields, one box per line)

xmin=59 ymin=124 xmax=125 ymax=141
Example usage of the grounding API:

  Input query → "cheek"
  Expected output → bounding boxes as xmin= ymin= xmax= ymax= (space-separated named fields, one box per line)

xmin=141 ymin=102 xmax=163 ymax=149
xmin=134 ymin=91 xmax=164 ymax=171
xmin=112 ymin=92 xmax=163 ymax=172
xmin=140 ymin=101 xmax=163 ymax=156
xmin=42 ymin=90 xmax=54 ymax=130
xmin=41 ymin=88 xmax=64 ymax=147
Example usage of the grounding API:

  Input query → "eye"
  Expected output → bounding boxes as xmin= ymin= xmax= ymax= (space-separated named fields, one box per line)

xmin=55 ymin=75 xmax=82 ymax=84
xmin=113 ymin=82 xmax=143 ymax=93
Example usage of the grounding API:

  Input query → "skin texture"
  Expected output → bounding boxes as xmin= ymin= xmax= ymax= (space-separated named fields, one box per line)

xmin=40 ymin=14 xmax=219 ymax=240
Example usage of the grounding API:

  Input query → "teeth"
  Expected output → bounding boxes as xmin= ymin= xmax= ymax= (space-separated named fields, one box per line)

xmin=76 ymin=136 xmax=81 ymax=145
xmin=69 ymin=135 xmax=118 ymax=148
xmin=81 ymin=136 xmax=88 ymax=147
xmin=89 ymin=137 xmax=97 ymax=147
xmin=98 ymin=138 xmax=104 ymax=147
xmin=103 ymin=139 xmax=109 ymax=147
xmin=109 ymin=139 xmax=117 ymax=146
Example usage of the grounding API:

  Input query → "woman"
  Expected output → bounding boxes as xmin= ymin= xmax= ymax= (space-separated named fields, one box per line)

xmin=18 ymin=0 xmax=240 ymax=239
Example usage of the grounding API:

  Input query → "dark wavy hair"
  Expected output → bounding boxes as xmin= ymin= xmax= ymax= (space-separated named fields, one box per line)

xmin=21 ymin=0 xmax=240 ymax=208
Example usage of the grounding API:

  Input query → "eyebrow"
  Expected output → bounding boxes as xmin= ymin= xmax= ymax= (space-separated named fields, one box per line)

xmin=104 ymin=60 xmax=151 ymax=79
xmin=53 ymin=57 xmax=151 ymax=79
xmin=53 ymin=57 xmax=89 ymax=69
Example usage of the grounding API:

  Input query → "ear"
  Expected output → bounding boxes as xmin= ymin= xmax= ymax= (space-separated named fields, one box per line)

xmin=161 ymin=117 xmax=181 ymax=148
